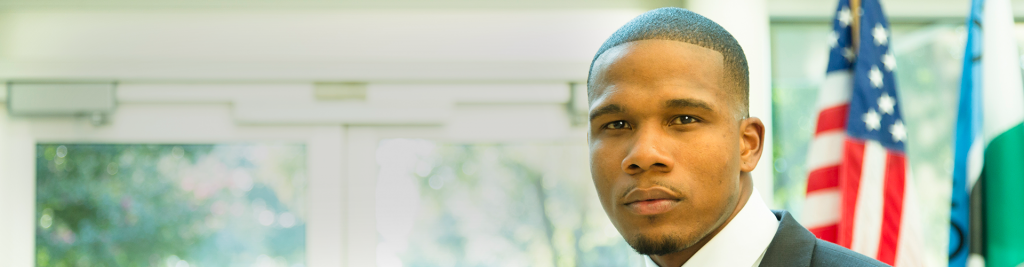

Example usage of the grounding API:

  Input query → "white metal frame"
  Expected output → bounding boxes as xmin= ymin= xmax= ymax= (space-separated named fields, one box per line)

xmin=0 ymin=82 xmax=587 ymax=267
xmin=0 ymin=91 xmax=346 ymax=266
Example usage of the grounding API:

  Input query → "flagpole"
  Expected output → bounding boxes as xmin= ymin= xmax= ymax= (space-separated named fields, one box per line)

xmin=851 ymin=0 xmax=860 ymax=51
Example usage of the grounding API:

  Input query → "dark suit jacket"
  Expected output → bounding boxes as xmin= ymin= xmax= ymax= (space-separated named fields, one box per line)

xmin=759 ymin=210 xmax=890 ymax=267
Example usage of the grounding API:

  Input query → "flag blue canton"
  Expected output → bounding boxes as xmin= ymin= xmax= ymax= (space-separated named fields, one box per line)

xmin=832 ymin=0 xmax=907 ymax=152
xmin=827 ymin=0 xmax=855 ymax=73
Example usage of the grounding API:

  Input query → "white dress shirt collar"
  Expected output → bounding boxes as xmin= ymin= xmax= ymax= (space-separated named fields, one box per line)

xmin=644 ymin=189 xmax=779 ymax=267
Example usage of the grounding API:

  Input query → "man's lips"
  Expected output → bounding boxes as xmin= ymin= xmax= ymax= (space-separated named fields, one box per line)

xmin=625 ymin=199 xmax=679 ymax=215
xmin=622 ymin=186 xmax=681 ymax=215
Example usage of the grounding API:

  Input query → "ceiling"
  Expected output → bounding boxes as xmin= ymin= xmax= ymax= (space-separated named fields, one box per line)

xmin=0 ymin=0 xmax=1021 ymax=21
xmin=0 ymin=0 xmax=684 ymax=10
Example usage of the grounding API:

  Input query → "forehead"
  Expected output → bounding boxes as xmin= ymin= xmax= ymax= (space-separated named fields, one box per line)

xmin=588 ymin=39 xmax=728 ymax=105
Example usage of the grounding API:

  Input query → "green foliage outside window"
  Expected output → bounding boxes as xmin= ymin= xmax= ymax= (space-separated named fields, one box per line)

xmin=36 ymin=144 xmax=307 ymax=267
xmin=376 ymin=139 xmax=643 ymax=267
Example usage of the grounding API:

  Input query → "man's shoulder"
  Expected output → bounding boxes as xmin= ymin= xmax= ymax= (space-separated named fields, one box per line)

xmin=760 ymin=210 xmax=890 ymax=267
xmin=810 ymin=239 xmax=890 ymax=267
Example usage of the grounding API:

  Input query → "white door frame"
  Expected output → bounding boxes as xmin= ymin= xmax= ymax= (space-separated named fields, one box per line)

xmin=0 ymin=82 xmax=583 ymax=267
xmin=0 ymin=101 xmax=346 ymax=267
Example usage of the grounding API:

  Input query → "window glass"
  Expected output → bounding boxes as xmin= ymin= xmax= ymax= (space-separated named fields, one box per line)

xmin=36 ymin=144 xmax=307 ymax=267
xmin=374 ymin=139 xmax=643 ymax=267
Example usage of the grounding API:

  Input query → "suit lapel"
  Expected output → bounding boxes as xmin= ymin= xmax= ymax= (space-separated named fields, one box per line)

xmin=758 ymin=210 xmax=817 ymax=267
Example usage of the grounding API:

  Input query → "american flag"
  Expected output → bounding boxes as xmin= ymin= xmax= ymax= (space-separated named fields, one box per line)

xmin=803 ymin=0 xmax=923 ymax=265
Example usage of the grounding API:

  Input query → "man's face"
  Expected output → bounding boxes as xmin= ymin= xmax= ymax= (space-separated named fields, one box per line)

xmin=587 ymin=39 xmax=747 ymax=255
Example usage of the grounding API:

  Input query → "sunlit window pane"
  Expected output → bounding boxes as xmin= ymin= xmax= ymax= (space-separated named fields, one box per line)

xmin=375 ymin=139 xmax=643 ymax=267
xmin=35 ymin=144 xmax=307 ymax=267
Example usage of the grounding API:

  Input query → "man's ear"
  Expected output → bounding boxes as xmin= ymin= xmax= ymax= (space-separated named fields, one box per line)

xmin=739 ymin=117 xmax=765 ymax=173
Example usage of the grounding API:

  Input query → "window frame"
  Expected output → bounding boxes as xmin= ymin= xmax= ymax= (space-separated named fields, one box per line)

xmin=0 ymin=99 xmax=346 ymax=266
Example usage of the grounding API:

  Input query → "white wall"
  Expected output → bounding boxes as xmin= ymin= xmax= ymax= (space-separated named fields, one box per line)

xmin=0 ymin=9 xmax=643 ymax=81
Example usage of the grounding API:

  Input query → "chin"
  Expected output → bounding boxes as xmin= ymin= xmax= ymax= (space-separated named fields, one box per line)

xmin=627 ymin=231 xmax=695 ymax=256
xmin=620 ymin=219 xmax=713 ymax=256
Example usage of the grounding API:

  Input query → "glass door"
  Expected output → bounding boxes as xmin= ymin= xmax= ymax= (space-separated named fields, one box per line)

xmin=0 ymin=85 xmax=345 ymax=267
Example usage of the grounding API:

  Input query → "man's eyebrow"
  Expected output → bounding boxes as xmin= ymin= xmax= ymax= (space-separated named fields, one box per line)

xmin=589 ymin=104 xmax=624 ymax=121
xmin=665 ymin=98 xmax=714 ymax=111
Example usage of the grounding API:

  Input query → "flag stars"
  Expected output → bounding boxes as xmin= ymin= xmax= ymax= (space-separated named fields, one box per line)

xmin=878 ymin=92 xmax=895 ymax=115
xmin=891 ymin=120 xmax=907 ymax=142
xmin=870 ymin=65 xmax=884 ymax=88
xmin=863 ymin=109 xmax=882 ymax=131
xmin=873 ymin=23 xmax=889 ymax=46
xmin=843 ymin=47 xmax=856 ymax=62
xmin=883 ymin=52 xmax=897 ymax=71
xmin=828 ymin=31 xmax=839 ymax=48
xmin=837 ymin=7 xmax=852 ymax=28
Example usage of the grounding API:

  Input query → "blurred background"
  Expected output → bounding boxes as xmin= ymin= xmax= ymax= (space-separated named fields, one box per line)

xmin=0 ymin=0 xmax=1017 ymax=266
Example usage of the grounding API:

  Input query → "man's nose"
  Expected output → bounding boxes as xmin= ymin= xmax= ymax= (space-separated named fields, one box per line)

xmin=621 ymin=128 xmax=674 ymax=175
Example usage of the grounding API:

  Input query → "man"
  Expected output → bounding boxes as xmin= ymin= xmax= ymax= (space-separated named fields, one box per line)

xmin=586 ymin=7 xmax=888 ymax=267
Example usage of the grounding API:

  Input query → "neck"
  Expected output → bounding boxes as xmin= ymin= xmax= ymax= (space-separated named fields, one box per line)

xmin=649 ymin=172 xmax=754 ymax=267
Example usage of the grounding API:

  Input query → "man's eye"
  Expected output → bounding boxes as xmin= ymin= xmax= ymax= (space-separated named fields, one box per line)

xmin=604 ymin=121 xmax=630 ymax=130
xmin=671 ymin=115 xmax=699 ymax=125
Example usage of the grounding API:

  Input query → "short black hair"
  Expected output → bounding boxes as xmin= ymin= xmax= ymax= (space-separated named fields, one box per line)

xmin=587 ymin=7 xmax=750 ymax=116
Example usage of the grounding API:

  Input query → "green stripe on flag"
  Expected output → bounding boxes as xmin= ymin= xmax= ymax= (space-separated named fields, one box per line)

xmin=984 ymin=122 xmax=1024 ymax=267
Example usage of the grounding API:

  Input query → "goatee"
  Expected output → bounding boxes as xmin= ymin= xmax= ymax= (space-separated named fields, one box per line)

xmin=629 ymin=233 xmax=697 ymax=256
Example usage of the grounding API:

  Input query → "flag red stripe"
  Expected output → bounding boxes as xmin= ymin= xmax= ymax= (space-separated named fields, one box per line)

xmin=815 ymin=104 xmax=850 ymax=135
xmin=876 ymin=153 xmax=907 ymax=265
xmin=838 ymin=139 xmax=866 ymax=249
xmin=810 ymin=224 xmax=839 ymax=243
xmin=806 ymin=165 xmax=841 ymax=194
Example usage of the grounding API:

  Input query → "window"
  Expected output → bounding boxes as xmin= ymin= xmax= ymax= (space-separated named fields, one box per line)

xmin=373 ymin=139 xmax=642 ymax=267
xmin=35 ymin=144 xmax=307 ymax=267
